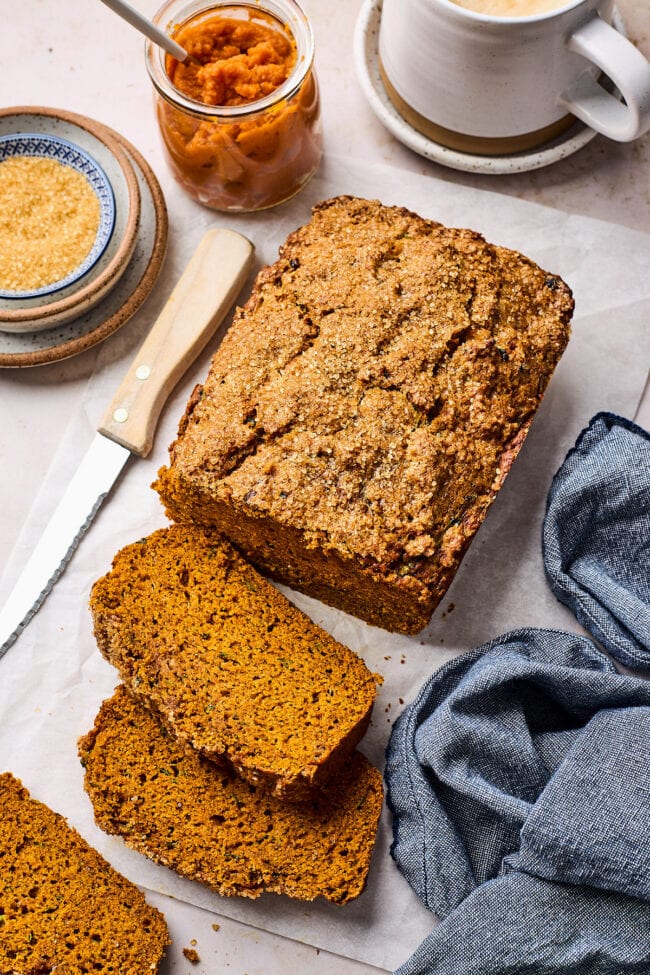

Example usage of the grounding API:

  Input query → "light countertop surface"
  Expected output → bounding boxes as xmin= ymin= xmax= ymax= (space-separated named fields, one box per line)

xmin=1 ymin=1 xmax=648 ymax=972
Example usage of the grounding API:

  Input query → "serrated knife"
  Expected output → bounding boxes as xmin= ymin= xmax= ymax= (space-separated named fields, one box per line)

xmin=0 ymin=228 xmax=254 ymax=659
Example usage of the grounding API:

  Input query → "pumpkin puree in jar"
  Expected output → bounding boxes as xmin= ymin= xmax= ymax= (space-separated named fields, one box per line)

xmin=170 ymin=17 xmax=297 ymax=105
xmin=159 ymin=8 xmax=322 ymax=211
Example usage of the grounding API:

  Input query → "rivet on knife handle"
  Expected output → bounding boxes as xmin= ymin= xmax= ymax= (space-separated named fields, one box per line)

xmin=99 ymin=228 xmax=254 ymax=457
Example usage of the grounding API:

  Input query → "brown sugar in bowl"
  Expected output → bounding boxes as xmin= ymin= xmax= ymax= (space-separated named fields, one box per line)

xmin=0 ymin=108 xmax=140 ymax=334
xmin=0 ymin=152 xmax=107 ymax=295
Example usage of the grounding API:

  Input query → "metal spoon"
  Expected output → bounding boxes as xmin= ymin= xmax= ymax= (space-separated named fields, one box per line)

xmin=98 ymin=0 xmax=201 ymax=64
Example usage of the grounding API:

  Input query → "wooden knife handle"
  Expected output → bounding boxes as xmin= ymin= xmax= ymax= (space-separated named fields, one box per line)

xmin=98 ymin=229 xmax=254 ymax=457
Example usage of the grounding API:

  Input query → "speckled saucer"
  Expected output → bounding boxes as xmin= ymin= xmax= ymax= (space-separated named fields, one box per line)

xmin=0 ymin=109 xmax=168 ymax=368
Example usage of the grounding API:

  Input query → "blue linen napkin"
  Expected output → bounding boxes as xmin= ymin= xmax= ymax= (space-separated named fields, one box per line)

xmin=386 ymin=413 xmax=650 ymax=972
xmin=386 ymin=629 xmax=650 ymax=974
xmin=543 ymin=412 xmax=650 ymax=671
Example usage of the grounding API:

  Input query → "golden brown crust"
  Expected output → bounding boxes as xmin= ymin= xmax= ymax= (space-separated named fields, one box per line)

xmin=79 ymin=686 xmax=384 ymax=904
xmin=90 ymin=524 xmax=379 ymax=801
xmin=0 ymin=771 xmax=169 ymax=974
xmin=155 ymin=195 xmax=573 ymax=632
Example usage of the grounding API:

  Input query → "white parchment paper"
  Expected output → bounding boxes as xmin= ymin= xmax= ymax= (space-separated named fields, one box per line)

xmin=1 ymin=154 xmax=649 ymax=972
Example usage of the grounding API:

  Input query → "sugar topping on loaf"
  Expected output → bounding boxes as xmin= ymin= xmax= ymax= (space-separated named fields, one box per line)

xmin=155 ymin=195 xmax=573 ymax=632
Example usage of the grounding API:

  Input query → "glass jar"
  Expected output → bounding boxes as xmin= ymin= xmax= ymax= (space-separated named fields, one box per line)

xmin=146 ymin=0 xmax=323 ymax=212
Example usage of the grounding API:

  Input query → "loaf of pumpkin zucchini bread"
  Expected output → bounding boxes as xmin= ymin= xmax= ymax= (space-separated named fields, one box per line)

xmin=0 ymin=771 xmax=169 ymax=974
xmin=79 ymin=685 xmax=384 ymax=904
xmin=90 ymin=524 xmax=379 ymax=802
xmin=154 ymin=195 xmax=573 ymax=633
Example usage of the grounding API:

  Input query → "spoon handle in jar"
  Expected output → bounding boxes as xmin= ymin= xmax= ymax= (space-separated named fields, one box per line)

xmin=97 ymin=0 xmax=193 ymax=63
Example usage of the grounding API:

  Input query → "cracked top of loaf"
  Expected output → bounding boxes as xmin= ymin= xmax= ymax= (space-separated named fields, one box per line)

xmin=157 ymin=196 xmax=572 ymax=606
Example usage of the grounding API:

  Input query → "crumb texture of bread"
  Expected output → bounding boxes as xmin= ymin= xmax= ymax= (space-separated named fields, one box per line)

xmin=154 ymin=195 xmax=573 ymax=634
xmin=90 ymin=524 xmax=379 ymax=801
xmin=0 ymin=771 xmax=169 ymax=975
xmin=79 ymin=686 xmax=384 ymax=904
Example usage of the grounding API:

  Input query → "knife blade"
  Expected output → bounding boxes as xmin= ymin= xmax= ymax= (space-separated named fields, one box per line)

xmin=0 ymin=228 xmax=254 ymax=658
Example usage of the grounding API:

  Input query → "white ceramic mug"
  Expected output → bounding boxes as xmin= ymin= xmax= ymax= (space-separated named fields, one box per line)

xmin=378 ymin=0 xmax=650 ymax=154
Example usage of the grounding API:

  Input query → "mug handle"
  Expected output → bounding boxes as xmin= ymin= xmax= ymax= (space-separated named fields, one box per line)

xmin=560 ymin=15 xmax=650 ymax=141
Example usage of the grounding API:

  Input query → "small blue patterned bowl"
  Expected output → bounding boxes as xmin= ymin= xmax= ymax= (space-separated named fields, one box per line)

xmin=0 ymin=133 xmax=116 ymax=299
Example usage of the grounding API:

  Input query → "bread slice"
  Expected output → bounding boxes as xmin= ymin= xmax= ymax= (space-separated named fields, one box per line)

xmin=90 ymin=524 xmax=380 ymax=801
xmin=154 ymin=195 xmax=573 ymax=634
xmin=79 ymin=686 xmax=384 ymax=904
xmin=0 ymin=771 xmax=169 ymax=974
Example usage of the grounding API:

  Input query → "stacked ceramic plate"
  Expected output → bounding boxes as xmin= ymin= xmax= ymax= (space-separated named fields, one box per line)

xmin=0 ymin=107 xmax=168 ymax=367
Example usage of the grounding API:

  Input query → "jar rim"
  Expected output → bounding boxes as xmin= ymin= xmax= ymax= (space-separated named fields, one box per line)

xmin=146 ymin=0 xmax=315 ymax=119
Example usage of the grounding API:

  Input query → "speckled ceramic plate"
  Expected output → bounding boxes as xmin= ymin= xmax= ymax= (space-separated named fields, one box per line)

xmin=353 ymin=0 xmax=617 ymax=175
xmin=0 ymin=110 xmax=141 ymax=332
xmin=0 ymin=111 xmax=168 ymax=367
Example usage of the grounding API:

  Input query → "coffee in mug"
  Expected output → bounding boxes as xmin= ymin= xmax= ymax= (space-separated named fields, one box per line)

xmin=449 ymin=0 xmax=569 ymax=16
xmin=379 ymin=0 xmax=650 ymax=154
